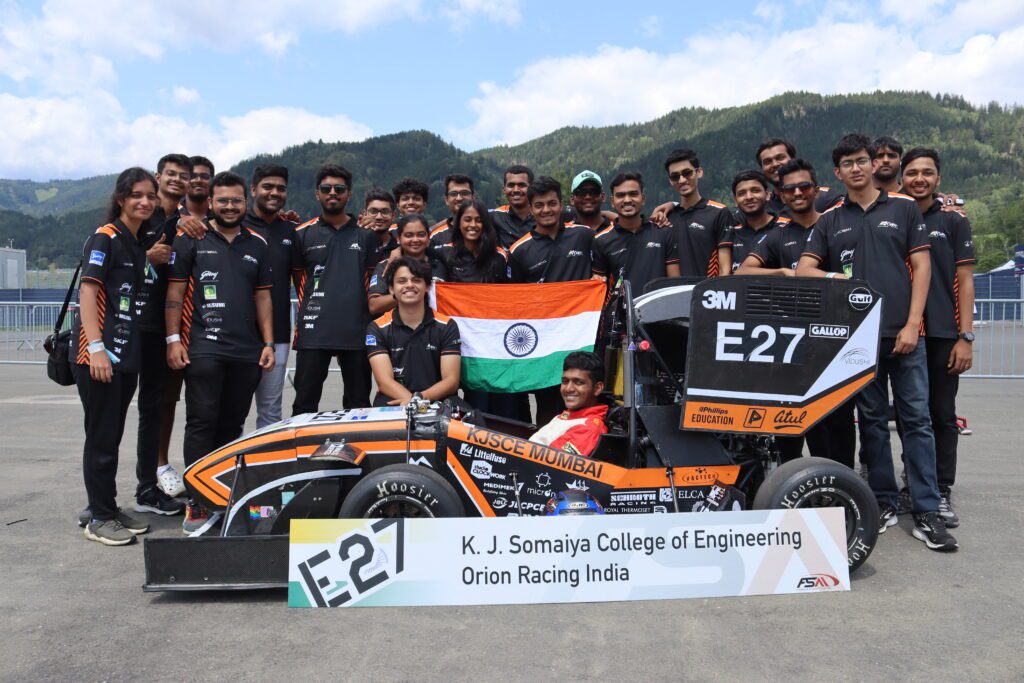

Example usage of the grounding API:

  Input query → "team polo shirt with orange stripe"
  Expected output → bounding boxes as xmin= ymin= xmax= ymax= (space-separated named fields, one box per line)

xmin=169 ymin=223 xmax=272 ymax=362
xmin=922 ymin=198 xmax=975 ymax=339
xmin=490 ymin=204 xmax=535 ymax=249
xmin=428 ymin=217 xmax=454 ymax=247
xmin=749 ymin=219 xmax=815 ymax=271
xmin=291 ymin=215 xmax=378 ymax=350
xmin=365 ymin=308 xmax=461 ymax=399
xmin=71 ymin=221 xmax=146 ymax=371
xmin=728 ymin=214 xmax=789 ymax=272
xmin=508 ymin=224 xmax=595 ymax=283
xmin=242 ymin=208 xmax=298 ymax=344
xmin=803 ymin=190 xmax=930 ymax=338
xmin=591 ymin=219 xmax=679 ymax=292
xmin=433 ymin=243 xmax=509 ymax=283
xmin=665 ymin=197 xmax=734 ymax=278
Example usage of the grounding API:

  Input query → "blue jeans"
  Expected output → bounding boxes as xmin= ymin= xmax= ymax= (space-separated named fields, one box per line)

xmin=855 ymin=340 xmax=940 ymax=514
xmin=255 ymin=343 xmax=290 ymax=429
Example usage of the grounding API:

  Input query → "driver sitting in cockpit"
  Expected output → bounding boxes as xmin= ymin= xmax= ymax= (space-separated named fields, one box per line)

xmin=529 ymin=351 xmax=609 ymax=457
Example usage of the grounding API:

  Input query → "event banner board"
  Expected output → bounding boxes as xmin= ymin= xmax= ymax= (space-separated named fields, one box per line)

xmin=288 ymin=509 xmax=850 ymax=608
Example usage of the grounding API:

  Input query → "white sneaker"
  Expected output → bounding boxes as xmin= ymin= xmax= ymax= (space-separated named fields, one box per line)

xmin=157 ymin=466 xmax=186 ymax=498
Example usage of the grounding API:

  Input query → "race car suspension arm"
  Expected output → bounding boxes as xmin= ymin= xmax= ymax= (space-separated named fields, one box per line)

xmin=510 ymin=471 xmax=525 ymax=516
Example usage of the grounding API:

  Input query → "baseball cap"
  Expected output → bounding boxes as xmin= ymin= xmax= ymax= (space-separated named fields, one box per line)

xmin=571 ymin=170 xmax=602 ymax=194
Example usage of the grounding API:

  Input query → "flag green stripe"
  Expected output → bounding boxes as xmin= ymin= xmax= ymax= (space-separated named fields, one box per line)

xmin=461 ymin=346 xmax=595 ymax=393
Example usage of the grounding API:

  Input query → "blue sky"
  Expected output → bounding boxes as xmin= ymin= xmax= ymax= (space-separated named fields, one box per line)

xmin=1 ymin=0 xmax=1022 ymax=179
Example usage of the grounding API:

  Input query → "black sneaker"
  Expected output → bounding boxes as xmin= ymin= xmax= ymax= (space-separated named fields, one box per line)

xmin=938 ymin=490 xmax=960 ymax=528
xmin=78 ymin=506 xmax=91 ymax=528
xmin=896 ymin=487 xmax=912 ymax=515
xmin=878 ymin=504 xmax=898 ymax=533
xmin=133 ymin=487 xmax=186 ymax=516
xmin=913 ymin=512 xmax=958 ymax=552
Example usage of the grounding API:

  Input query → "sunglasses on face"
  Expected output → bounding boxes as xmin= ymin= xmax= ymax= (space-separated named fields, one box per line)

xmin=668 ymin=169 xmax=696 ymax=182
xmin=573 ymin=187 xmax=601 ymax=198
xmin=780 ymin=182 xmax=816 ymax=194
xmin=319 ymin=184 xmax=348 ymax=195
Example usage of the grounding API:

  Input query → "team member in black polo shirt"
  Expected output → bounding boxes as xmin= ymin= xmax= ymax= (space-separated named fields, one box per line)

xmin=133 ymin=153 xmax=192 ymax=506
xmin=393 ymin=177 xmax=429 ymax=217
xmin=902 ymin=147 xmax=975 ymax=527
xmin=509 ymin=176 xmax=594 ymax=424
xmin=508 ymin=176 xmax=594 ymax=284
xmin=728 ymin=170 xmax=788 ymax=271
xmin=661 ymin=149 xmax=733 ymax=278
xmin=366 ymin=257 xmax=461 ymax=406
xmin=73 ymin=168 xmax=155 ymax=545
xmin=738 ymin=159 xmax=857 ymax=468
xmin=435 ymin=199 xmax=509 ymax=284
xmin=167 ymin=172 xmax=275 ymax=533
xmin=368 ymin=213 xmax=447 ymax=316
xmin=491 ymin=165 xmax=535 ymax=249
xmin=429 ymin=173 xmax=475 ymax=246
xmin=291 ymin=164 xmax=379 ymax=413
xmin=798 ymin=133 xmax=956 ymax=552
xmin=243 ymin=164 xmax=298 ymax=429
xmin=592 ymin=172 xmax=679 ymax=292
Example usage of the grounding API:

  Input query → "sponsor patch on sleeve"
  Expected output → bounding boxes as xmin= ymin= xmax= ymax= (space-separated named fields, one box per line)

xmin=170 ymin=251 xmax=176 ymax=264
xmin=369 ymin=274 xmax=378 ymax=287
xmin=89 ymin=250 xmax=105 ymax=266
xmin=365 ymin=334 xmax=376 ymax=346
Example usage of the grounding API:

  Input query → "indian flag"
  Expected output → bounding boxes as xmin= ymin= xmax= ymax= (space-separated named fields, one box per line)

xmin=434 ymin=280 xmax=606 ymax=392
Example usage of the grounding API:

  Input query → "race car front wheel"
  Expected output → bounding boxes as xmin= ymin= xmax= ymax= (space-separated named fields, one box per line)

xmin=753 ymin=457 xmax=879 ymax=572
xmin=340 ymin=464 xmax=465 ymax=519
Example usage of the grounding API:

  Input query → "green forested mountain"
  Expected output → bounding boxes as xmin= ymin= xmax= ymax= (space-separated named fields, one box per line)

xmin=2 ymin=91 xmax=1022 ymax=270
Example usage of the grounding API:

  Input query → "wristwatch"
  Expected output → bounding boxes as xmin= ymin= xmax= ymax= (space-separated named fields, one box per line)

xmin=959 ymin=332 xmax=975 ymax=343
xmin=263 ymin=342 xmax=275 ymax=348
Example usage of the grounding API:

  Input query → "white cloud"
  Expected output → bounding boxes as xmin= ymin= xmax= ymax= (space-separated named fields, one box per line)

xmin=754 ymin=2 xmax=784 ymax=25
xmin=441 ymin=0 xmax=520 ymax=28
xmin=640 ymin=16 xmax=662 ymax=39
xmin=171 ymin=86 xmax=201 ymax=105
xmin=451 ymin=10 xmax=1024 ymax=149
xmin=0 ymin=94 xmax=372 ymax=179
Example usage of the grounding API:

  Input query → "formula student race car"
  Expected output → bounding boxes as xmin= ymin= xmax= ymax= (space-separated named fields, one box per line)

xmin=144 ymin=276 xmax=883 ymax=591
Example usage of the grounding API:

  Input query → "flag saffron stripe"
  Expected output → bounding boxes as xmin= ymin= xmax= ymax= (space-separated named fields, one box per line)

xmin=435 ymin=280 xmax=605 ymax=320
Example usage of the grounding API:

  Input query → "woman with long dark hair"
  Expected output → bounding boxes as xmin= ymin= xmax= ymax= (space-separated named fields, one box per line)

xmin=72 ymin=167 xmax=157 ymax=545
xmin=368 ymin=213 xmax=447 ymax=316
xmin=434 ymin=199 xmax=508 ymax=283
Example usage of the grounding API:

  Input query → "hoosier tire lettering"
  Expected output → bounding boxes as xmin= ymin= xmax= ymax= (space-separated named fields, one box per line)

xmin=376 ymin=480 xmax=439 ymax=507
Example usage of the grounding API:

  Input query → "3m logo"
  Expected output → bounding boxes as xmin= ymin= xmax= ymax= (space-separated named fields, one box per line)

xmin=743 ymin=408 xmax=765 ymax=429
xmin=797 ymin=574 xmax=841 ymax=589
xmin=702 ymin=290 xmax=736 ymax=310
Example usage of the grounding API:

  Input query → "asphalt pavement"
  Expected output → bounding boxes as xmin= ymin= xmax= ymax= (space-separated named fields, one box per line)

xmin=1 ymin=364 xmax=1022 ymax=681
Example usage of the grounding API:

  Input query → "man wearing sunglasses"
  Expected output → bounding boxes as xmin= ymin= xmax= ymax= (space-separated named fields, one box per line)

xmin=568 ymin=170 xmax=609 ymax=232
xmin=798 ymin=133 xmax=956 ymax=553
xmin=737 ymin=158 xmax=856 ymax=469
xmin=428 ymin=173 xmax=475 ymax=246
xmin=491 ymin=165 xmax=536 ymax=248
xmin=755 ymin=138 xmax=842 ymax=216
xmin=662 ymin=149 xmax=734 ymax=278
xmin=290 ymin=164 xmax=378 ymax=414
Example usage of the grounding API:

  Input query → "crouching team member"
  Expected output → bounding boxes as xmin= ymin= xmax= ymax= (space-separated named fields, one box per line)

xmin=166 ymin=172 xmax=276 ymax=533
xmin=73 ymin=168 xmax=156 ymax=545
xmin=529 ymin=352 xmax=609 ymax=457
xmin=366 ymin=257 xmax=462 ymax=406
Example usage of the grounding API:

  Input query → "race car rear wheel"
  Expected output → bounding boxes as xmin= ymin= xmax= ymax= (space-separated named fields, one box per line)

xmin=340 ymin=464 xmax=464 ymax=519
xmin=753 ymin=457 xmax=879 ymax=572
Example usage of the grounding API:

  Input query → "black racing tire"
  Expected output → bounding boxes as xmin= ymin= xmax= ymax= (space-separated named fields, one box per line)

xmin=753 ymin=457 xmax=879 ymax=572
xmin=340 ymin=464 xmax=464 ymax=519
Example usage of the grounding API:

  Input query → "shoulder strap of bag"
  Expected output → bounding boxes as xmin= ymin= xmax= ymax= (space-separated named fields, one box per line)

xmin=53 ymin=261 xmax=82 ymax=335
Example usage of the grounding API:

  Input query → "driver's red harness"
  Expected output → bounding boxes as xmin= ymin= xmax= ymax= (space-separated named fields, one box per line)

xmin=529 ymin=404 xmax=609 ymax=457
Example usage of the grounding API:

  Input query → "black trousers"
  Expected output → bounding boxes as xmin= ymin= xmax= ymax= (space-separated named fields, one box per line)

xmin=803 ymin=397 xmax=857 ymax=469
xmin=183 ymin=357 xmax=261 ymax=468
xmin=292 ymin=348 xmax=372 ymax=415
xmin=75 ymin=365 xmax=138 ymax=521
xmin=135 ymin=330 xmax=165 ymax=495
xmin=925 ymin=337 xmax=960 ymax=489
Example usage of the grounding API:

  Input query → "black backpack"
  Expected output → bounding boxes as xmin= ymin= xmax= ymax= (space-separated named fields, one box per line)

xmin=43 ymin=262 xmax=81 ymax=386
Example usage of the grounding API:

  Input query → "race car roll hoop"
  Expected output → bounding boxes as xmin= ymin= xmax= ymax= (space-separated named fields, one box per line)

xmin=144 ymin=276 xmax=883 ymax=592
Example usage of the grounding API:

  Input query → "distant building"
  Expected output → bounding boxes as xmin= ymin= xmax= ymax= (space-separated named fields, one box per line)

xmin=0 ymin=247 xmax=27 ymax=289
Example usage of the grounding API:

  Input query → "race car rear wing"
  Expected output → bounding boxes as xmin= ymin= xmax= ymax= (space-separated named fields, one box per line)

xmin=680 ymin=277 xmax=881 ymax=437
